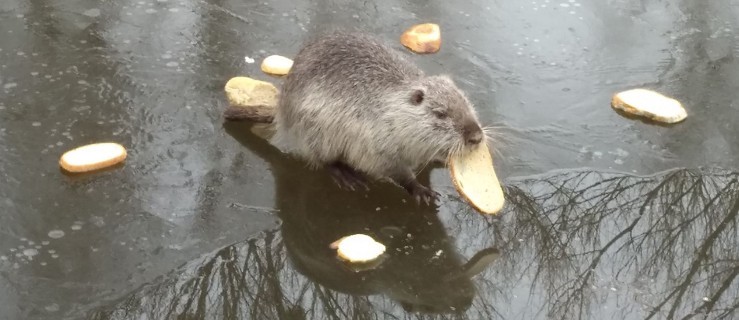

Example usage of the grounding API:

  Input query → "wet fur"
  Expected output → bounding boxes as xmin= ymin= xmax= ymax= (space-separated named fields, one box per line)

xmin=275 ymin=33 xmax=483 ymax=184
xmin=232 ymin=32 xmax=485 ymax=201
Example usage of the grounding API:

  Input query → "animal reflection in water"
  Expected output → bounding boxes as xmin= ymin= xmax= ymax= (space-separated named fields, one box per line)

xmin=87 ymin=123 xmax=500 ymax=319
xmin=229 ymin=122 xmax=500 ymax=314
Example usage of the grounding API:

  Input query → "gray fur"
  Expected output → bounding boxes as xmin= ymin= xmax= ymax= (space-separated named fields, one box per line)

xmin=273 ymin=32 xmax=484 ymax=201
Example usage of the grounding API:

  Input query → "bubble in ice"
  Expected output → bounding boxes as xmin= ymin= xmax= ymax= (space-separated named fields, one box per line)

xmin=44 ymin=303 xmax=60 ymax=312
xmin=71 ymin=224 xmax=82 ymax=231
xmin=83 ymin=8 xmax=101 ymax=17
xmin=32 ymin=122 xmax=41 ymax=127
xmin=145 ymin=8 xmax=157 ymax=13
xmin=168 ymin=8 xmax=179 ymax=12
xmin=244 ymin=56 xmax=255 ymax=64
xmin=48 ymin=230 xmax=65 ymax=239
xmin=23 ymin=248 xmax=39 ymax=257
xmin=559 ymin=3 xmax=570 ymax=7
xmin=166 ymin=61 xmax=179 ymax=67
xmin=3 ymin=83 xmax=17 ymax=89
xmin=161 ymin=53 xmax=172 ymax=59
xmin=42 ymin=241 xmax=49 ymax=245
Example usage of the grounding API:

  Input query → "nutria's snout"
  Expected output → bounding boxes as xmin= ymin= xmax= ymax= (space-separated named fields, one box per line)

xmin=462 ymin=122 xmax=484 ymax=146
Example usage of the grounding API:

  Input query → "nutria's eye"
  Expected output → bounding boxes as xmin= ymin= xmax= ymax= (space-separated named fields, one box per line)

xmin=410 ymin=89 xmax=425 ymax=105
xmin=433 ymin=110 xmax=448 ymax=119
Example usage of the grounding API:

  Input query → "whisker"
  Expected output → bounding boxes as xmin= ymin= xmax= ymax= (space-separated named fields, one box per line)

xmin=417 ymin=142 xmax=445 ymax=173
xmin=446 ymin=140 xmax=463 ymax=167
xmin=481 ymin=126 xmax=511 ymax=156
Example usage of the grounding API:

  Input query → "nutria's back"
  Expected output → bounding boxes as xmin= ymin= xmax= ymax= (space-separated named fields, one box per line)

xmin=280 ymin=32 xmax=424 ymax=104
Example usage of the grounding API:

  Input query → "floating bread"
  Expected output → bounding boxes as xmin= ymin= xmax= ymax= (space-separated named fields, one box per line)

xmin=260 ymin=55 xmax=293 ymax=76
xmin=59 ymin=142 xmax=127 ymax=173
xmin=330 ymin=234 xmax=386 ymax=263
xmin=400 ymin=23 xmax=441 ymax=53
xmin=449 ymin=142 xmax=505 ymax=215
xmin=611 ymin=89 xmax=687 ymax=124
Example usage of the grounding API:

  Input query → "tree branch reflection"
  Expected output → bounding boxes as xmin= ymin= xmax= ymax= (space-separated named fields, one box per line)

xmin=88 ymin=158 xmax=738 ymax=319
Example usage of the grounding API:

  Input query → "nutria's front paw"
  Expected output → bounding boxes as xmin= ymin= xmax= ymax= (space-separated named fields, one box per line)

xmin=410 ymin=184 xmax=440 ymax=206
xmin=327 ymin=162 xmax=369 ymax=191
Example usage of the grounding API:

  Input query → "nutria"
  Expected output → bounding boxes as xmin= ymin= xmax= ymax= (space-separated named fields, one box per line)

xmin=225 ymin=31 xmax=486 ymax=205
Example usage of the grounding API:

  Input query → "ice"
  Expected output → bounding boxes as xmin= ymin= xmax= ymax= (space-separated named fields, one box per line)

xmin=48 ymin=230 xmax=65 ymax=239
xmin=83 ymin=8 xmax=101 ymax=17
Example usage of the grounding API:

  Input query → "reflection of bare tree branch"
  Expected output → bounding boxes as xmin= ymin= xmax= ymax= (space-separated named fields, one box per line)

xmin=647 ymin=184 xmax=738 ymax=320
xmin=88 ymin=168 xmax=739 ymax=320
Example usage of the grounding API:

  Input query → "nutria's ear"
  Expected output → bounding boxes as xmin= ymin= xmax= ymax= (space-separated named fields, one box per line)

xmin=410 ymin=89 xmax=425 ymax=105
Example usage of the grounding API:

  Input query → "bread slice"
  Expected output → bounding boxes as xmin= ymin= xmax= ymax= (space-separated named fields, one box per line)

xmin=449 ymin=143 xmax=505 ymax=215
xmin=330 ymin=234 xmax=386 ymax=263
xmin=224 ymin=76 xmax=278 ymax=108
xmin=59 ymin=143 xmax=127 ymax=173
xmin=400 ymin=23 xmax=441 ymax=53
xmin=611 ymin=89 xmax=687 ymax=124
xmin=260 ymin=55 xmax=293 ymax=76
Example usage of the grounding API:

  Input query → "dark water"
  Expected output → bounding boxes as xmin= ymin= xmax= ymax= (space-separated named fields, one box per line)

xmin=0 ymin=0 xmax=737 ymax=319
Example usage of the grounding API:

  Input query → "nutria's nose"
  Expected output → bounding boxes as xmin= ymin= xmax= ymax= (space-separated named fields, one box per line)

xmin=463 ymin=123 xmax=483 ymax=145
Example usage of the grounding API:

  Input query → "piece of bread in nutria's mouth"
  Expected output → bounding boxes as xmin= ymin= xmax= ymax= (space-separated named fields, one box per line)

xmin=449 ymin=142 xmax=505 ymax=215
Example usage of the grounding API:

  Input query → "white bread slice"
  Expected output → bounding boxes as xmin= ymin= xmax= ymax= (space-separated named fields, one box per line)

xmin=330 ymin=234 xmax=386 ymax=263
xmin=611 ymin=89 xmax=687 ymax=124
xmin=449 ymin=142 xmax=505 ymax=215
xmin=400 ymin=23 xmax=441 ymax=54
xmin=60 ymin=143 xmax=127 ymax=173
xmin=260 ymin=55 xmax=293 ymax=76
xmin=224 ymin=76 xmax=278 ymax=108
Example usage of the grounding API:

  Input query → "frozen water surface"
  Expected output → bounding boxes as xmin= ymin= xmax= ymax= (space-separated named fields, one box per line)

xmin=0 ymin=0 xmax=738 ymax=319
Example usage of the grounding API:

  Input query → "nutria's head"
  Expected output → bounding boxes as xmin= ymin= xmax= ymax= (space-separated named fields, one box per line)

xmin=401 ymin=75 xmax=484 ymax=163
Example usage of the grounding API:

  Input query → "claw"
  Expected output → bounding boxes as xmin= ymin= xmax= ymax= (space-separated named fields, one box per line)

xmin=327 ymin=162 xmax=369 ymax=192
xmin=409 ymin=183 xmax=439 ymax=206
